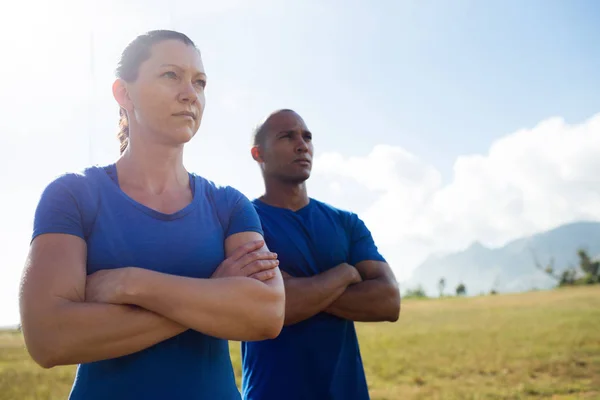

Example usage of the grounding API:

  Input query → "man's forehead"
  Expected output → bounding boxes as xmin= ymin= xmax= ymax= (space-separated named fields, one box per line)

xmin=266 ymin=111 xmax=307 ymax=132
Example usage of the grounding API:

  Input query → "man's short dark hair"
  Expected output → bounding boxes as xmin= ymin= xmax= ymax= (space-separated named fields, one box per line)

xmin=252 ymin=109 xmax=297 ymax=146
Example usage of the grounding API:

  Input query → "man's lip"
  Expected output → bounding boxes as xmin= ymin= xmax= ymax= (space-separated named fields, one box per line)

xmin=294 ymin=159 xmax=311 ymax=165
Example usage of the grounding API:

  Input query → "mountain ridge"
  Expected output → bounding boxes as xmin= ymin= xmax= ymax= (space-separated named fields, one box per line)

xmin=405 ymin=220 xmax=600 ymax=296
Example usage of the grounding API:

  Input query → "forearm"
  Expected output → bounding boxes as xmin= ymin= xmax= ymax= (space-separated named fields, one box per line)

xmin=124 ymin=268 xmax=285 ymax=341
xmin=325 ymin=278 xmax=400 ymax=322
xmin=22 ymin=300 xmax=186 ymax=368
xmin=282 ymin=265 xmax=356 ymax=326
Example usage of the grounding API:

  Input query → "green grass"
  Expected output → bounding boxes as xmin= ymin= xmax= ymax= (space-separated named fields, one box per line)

xmin=1 ymin=286 xmax=599 ymax=399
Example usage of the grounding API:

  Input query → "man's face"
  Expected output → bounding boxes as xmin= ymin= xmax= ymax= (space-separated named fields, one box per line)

xmin=258 ymin=111 xmax=314 ymax=184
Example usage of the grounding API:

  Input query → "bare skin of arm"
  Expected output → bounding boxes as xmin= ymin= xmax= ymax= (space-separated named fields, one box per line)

xmin=324 ymin=260 xmax=401 ymax=322
xmin=19 ymin=234 xmax=188 ymax=369
xmin=93 ymin=232 xmax=286 ymax=342
xmin=279 ymin=264 xmax=362 ymax=326
xmin=19 ymin=234 xmax=278 ymax=369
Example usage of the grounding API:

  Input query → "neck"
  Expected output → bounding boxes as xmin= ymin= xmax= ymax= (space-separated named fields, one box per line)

xmin=116 ymin=132 xmax=188 ymax=194
xmin=261 ymin=178 xmax=310 ymax=211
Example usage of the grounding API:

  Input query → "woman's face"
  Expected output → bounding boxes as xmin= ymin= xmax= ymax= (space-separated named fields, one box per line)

xmin=117 ymin=39 xmax=207 ymax=147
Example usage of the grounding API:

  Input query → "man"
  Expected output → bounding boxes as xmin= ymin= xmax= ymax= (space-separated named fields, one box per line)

xmin=241 ymin=109 xmax=401 ymax=400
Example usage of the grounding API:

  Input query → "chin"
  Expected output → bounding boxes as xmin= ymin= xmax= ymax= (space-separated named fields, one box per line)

xmin=171 ymin=127 xmax=198 ymax=145
xmin=299 ymin=170 xmax=312 ymax=181
xmin=287 ymin=173 xmax=311 ymax=184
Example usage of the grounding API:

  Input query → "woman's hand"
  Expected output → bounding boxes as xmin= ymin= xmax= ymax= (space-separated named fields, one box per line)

xmin=211 ymin=240 xmax=279 ymax=282
xmin=85 ymin=268 xmax=133 ymax=304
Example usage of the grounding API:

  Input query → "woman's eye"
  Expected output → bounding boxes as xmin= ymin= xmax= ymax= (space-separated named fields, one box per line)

xmin=194 ymin=79 xmax=206 ymax=88
xmin=163 ymin=71 xmax=177 ymax=79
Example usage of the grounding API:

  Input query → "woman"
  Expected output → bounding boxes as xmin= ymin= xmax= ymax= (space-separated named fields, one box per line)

xmin=19 ymin=30 xmax=285 ymax=400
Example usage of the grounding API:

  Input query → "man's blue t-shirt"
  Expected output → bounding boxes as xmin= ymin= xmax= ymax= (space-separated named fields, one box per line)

xmin=241 ymin=198 xmax=386 ymax=400
xmin=32 ymin=164 xmax=263 ymax=400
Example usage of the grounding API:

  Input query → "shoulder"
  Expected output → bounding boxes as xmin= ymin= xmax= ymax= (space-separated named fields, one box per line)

xmin=191 ymin=174 xmax=258 ymax=224
xmin=192 ymin=173 xmax=250 ymax=207
xmin=250 ymin=199 xmax=288 ymax=221
xmin=310 ymin=198 xmax=359 ymax=224
xmin=39 ymin=166 xmax=105 ymax=203
xmin=309 ymin=199 xmax=374 ymax=237
xmin=32 ymin=166 xmax=107 ymax=241
xmin=192 ymin=175 xmax=263 ymax=236
xmin=250 ymin=198 xmax=268 ymax=213
xmin=193 ymin=174 xmax=246 ymax=201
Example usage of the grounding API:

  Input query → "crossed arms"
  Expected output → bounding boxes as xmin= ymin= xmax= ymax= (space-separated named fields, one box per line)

xmin=19 ymin=232 xmax=285 ymax=368
xmin=19 ymin=220 xmax=400 ymax=367
xmin=281 ymin=260 xmax=400 ymax=326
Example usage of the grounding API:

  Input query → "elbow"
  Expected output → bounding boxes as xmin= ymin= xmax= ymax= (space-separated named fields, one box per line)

xmin=259 ymin=317 xmax=284 ymax=340
xmin=254 ymin=286 xmax=285 ymax=340
xmin=33 ymin=354 xmax=58 ymax=370
xmin=21 ymin=314 xmax=69 ymax=369
xmin=385 ymin=285 xmax=401 ymax=322
xmin=22 ymin=330 xmax=60 ymax=369
xmin=387 ymin=303 xmax=400 ymax=322
xmin=262 ymin=297 xmax=285 ymax=340
xmin=28 ymin=348 xmax=56 ymax=369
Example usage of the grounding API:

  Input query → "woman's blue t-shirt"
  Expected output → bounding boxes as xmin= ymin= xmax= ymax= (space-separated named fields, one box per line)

xmin=31 ymin=164 xmax=263 ymax=400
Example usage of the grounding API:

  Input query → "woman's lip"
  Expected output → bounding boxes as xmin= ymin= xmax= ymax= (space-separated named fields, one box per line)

xmin=173 ymin=112 xmax=196 ymax=119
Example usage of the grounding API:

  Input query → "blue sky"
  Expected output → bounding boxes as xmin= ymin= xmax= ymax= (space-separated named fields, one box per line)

xmin=176 ymin=0 xmax=600 ymax=177
xmin=1 ymin=0 xmax=600 ymax=326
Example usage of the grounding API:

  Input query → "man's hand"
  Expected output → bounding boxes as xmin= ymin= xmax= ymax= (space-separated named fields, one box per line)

xmin=85 ymin=267 xmax=133 ymax=304
xmin=211 ymin=239 xmax=279 ymax=282
xmin=343 ymin=263 xmax=363 ymax=285
xmin=281 ymin=263 xmax=362 ymax=284
xmin=324 ymin=260 xmax=400 ymax=322
xmin=277 ymin=262 xmax=362 ymax=325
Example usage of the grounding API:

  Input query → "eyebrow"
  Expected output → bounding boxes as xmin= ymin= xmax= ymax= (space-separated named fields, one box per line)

xmin=159 ymin=64 xmax=206 ymax=77
xmin=277 ymin=129 xmax=312 ymax=135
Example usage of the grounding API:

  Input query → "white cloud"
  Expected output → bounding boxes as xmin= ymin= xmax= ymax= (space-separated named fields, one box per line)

xmin=312 ymin=113 xmax=600 ymax=281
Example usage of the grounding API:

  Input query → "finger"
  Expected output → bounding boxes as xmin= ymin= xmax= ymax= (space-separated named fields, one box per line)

xmin=239 ymin=250 xmax=278 ymax=269
xmin=250 ymin=268 xmax=277 ymax=282
xmin=243 ymin=259 xmax=279 ymax=276
xmin=230 ymin=240 xmax=265 ymax=262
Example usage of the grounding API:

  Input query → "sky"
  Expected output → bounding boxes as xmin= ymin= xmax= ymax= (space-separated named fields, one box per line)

xmin=1 ymin=0 xmax=600 ymax=326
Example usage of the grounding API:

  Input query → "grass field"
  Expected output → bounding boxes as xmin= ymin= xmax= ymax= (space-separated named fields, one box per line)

xmin=1 ymin=286 xmax=599 ymax=399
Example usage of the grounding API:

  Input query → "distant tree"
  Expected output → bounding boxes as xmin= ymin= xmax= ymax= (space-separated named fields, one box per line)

xmin=530 ymin=248 xmax=559 ymax=281
xmin=490 ymin=275 xmax=501 ymax=295
xmin=405 ymin=285 xmax=428 ymax=299
xmin=577 ymin=249 xmax=600 ymax=283
xmin=438 ymin=277 xmax=446 ymax=297
xmin=455 ymin=283 xmax=466 ymax=296
xmin=559 ymin=267 xmax=578 ymax=286
xmin=530 ymin=247 xmax=600 ymax=288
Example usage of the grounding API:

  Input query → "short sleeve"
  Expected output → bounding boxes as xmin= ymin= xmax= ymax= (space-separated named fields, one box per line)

xmin=31 ymin=175 xmax=86 ymax=243
xmin=222 ymin=187 xmax=264 ymax=238
xmin=347 ymin=213 xmax=386 ymax=266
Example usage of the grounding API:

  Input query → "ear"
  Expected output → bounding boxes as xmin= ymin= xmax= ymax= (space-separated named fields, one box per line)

xmin=251 ymin=145 xmax=264 ymax=163
xmin=112 ymin=79 xmax=133 ymax=112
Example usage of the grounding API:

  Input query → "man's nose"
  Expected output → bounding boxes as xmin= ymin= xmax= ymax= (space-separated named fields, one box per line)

xmin=295 ymin=138 xmax=309 ymax=153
